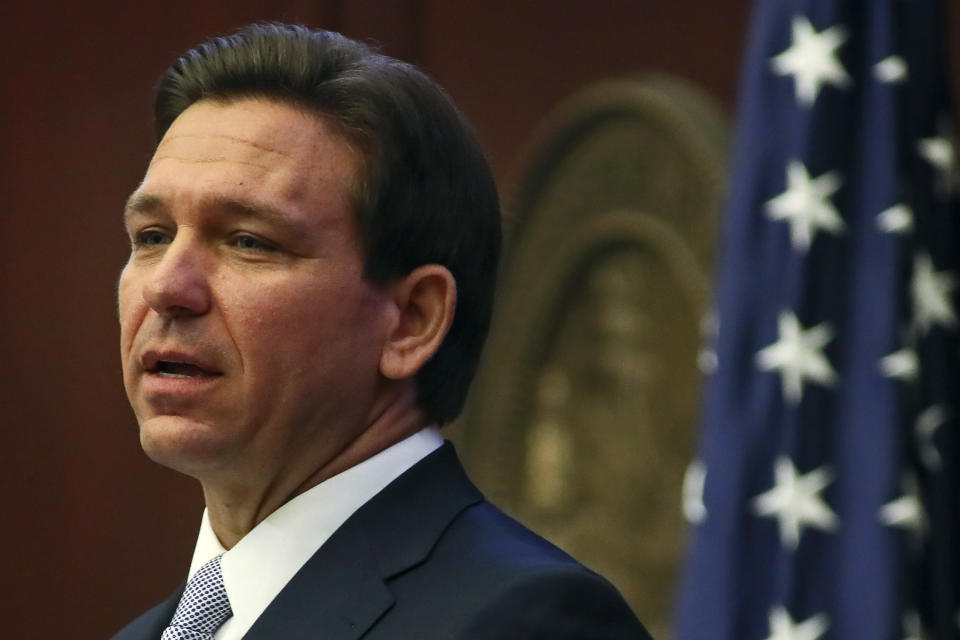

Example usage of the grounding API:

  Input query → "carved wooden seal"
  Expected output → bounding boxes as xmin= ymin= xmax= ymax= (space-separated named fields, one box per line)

xmin=455 ymin=75 xmax=728 ymax=637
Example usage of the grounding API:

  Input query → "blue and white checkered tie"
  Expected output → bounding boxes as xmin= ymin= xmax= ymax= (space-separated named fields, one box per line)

xmin=161 ymin=555 xmax=233 ymax=640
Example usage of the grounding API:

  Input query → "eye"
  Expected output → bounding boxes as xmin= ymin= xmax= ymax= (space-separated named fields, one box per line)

xmin=231 ymin=233 xmax=276 ymax=251
xmin=132 ymin=228 xmax=171 ymax=247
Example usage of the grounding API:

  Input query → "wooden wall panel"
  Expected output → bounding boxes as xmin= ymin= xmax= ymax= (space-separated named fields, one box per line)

xmin=1 ymin=2 xmax=956 ymax=637
xmin=420 ymin=0 xmax=751 ymax=190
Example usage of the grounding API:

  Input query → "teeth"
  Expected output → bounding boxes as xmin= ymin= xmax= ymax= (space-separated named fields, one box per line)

xmin=155 ymin=361 xmax=210 ymax=377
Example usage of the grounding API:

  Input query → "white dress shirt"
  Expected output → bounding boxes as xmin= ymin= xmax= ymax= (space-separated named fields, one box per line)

xmin=182 ymin=427 xmax=444 ymax=640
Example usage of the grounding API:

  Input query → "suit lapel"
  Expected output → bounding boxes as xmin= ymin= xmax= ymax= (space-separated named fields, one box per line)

xmin=357 ymin=442 xmax=484 ymax=578
xmin=242 ymin=523 xmax=393 ymax=640
xmin=243 ymin=443 xmax=483 ymax=639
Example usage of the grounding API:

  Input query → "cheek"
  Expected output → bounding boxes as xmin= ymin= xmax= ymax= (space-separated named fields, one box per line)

xmin=236 ymin=280 xmax=388 ymax=373
xmin=117 ymin=267 xmax=152 ymax=391
xmin=234 ymin=290 xmax=325 ymax=357
xmin=117 ymin=269 xmax=140 ymax=353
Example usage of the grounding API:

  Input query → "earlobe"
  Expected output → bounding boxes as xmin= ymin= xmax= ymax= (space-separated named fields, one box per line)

xmin=380 ymin=265 xmax=456 ymax=380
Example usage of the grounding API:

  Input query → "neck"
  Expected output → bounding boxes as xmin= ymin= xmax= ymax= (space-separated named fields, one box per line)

xmin=200 ymin=383 xmax=428 ymax=549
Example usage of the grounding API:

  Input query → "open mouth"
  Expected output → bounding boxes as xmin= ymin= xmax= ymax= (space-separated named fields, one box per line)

xmin=151 ymin=361 xmax=221 ymax=378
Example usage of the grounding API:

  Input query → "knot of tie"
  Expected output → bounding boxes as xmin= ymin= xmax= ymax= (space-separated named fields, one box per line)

xmin=161 ymin=555 xmax=233 ymax=640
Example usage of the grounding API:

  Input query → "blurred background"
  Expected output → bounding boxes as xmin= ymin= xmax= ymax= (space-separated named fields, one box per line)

xmin=1 ymin=2 xmax=958 ymax=638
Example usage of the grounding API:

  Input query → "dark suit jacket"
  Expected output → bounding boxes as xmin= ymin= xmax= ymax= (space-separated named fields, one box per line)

xmin=111 ymin=443 xmax=651 ymax=639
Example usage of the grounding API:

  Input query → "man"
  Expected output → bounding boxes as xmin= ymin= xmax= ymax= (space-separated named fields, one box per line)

xmin=112 ymin=23 xmax=650 ymax=639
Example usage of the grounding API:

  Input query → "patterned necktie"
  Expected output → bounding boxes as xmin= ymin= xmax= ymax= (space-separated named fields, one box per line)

xmin=161 ymin=555 xmax=233 ymax=640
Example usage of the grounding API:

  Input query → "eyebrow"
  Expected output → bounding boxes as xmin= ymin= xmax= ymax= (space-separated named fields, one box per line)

xmin=123 ymin=192 xmax=296 ymax=228
xmin=123 ymin=192 xmax=166 ymax=220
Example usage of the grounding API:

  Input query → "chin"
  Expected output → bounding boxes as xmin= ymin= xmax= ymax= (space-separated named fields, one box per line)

xmin=138 ymin=414 xmax=235 ymax=476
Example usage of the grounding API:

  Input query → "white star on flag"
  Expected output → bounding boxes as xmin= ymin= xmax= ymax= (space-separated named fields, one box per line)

xmin=771 ymin=16 xmax=851 ymax=107
xmin=763 ymin=606 xmax=830 ymax=640
xmin=917 ymin=136 xmax=955 ymax=170
xmin=698 ymin=312 xmax=720 ymax=375
xmin=902 ymin=610 xmax=926 ymax=640
xmin=753 ymin=457 xmax=838 ymax=549
xmin=683 ymin=460 xmax=708 ymax=524
xmin=756 ymin=311 xmax=837 ymax=404
xmin=917 ymin=129 xmax=959 ymax=197
xmin=915 ymin=405 xmax=948 ymax=471
xmin=911 ymin=252 xmax=958 ymax=334
xmin=766 ymin=160 xmax=845 ymax=251
xmin=873 ymin=55 xmax=909 ymax=84
xmin=879 ymin=347 xmax=919 ymax=382
xmin=877 ymin=204 xmax=914 ymax=234
xmin=879 ymin=475 xmax=925 ymax=538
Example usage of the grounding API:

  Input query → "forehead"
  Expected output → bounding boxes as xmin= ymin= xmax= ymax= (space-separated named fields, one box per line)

xmin=139 ymin=98 xmax=360 ymax=215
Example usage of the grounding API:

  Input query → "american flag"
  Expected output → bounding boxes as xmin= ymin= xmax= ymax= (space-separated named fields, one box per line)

xmin=675 ymin=1 xmax=960 ymax=639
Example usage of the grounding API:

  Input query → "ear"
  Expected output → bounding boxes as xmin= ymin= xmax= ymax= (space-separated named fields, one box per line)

xmin=380 ymin=264 xmax=457 ymax=380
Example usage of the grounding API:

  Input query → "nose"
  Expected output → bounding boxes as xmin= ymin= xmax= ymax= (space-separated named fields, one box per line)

xmin=142 ymin=231 xmax=212 ymax=318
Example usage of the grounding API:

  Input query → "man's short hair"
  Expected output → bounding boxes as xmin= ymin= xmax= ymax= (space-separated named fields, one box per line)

xmin=153 ymin=23 xmax=501 ymax=423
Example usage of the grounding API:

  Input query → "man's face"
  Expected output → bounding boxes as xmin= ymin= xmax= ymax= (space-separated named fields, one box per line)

xmin=119 ymin=98 xmax=394 ymax=480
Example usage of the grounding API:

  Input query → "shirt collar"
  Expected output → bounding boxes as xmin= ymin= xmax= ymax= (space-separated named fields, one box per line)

xmin=186 ymin=426 xmax=444 ymax=639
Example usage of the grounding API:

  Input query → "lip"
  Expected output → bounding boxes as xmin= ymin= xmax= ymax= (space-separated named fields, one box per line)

xmin=140 ymin=348 xmax=224 ymax=376
xmin=139 ymin=347 xmax=224 ymax=398
xmin=136 ymin=348 xmax=225 ymax=400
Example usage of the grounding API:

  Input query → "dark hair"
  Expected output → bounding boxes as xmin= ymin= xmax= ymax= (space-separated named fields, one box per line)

xmin=154 ymin=23 xmax=501 ymax=423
